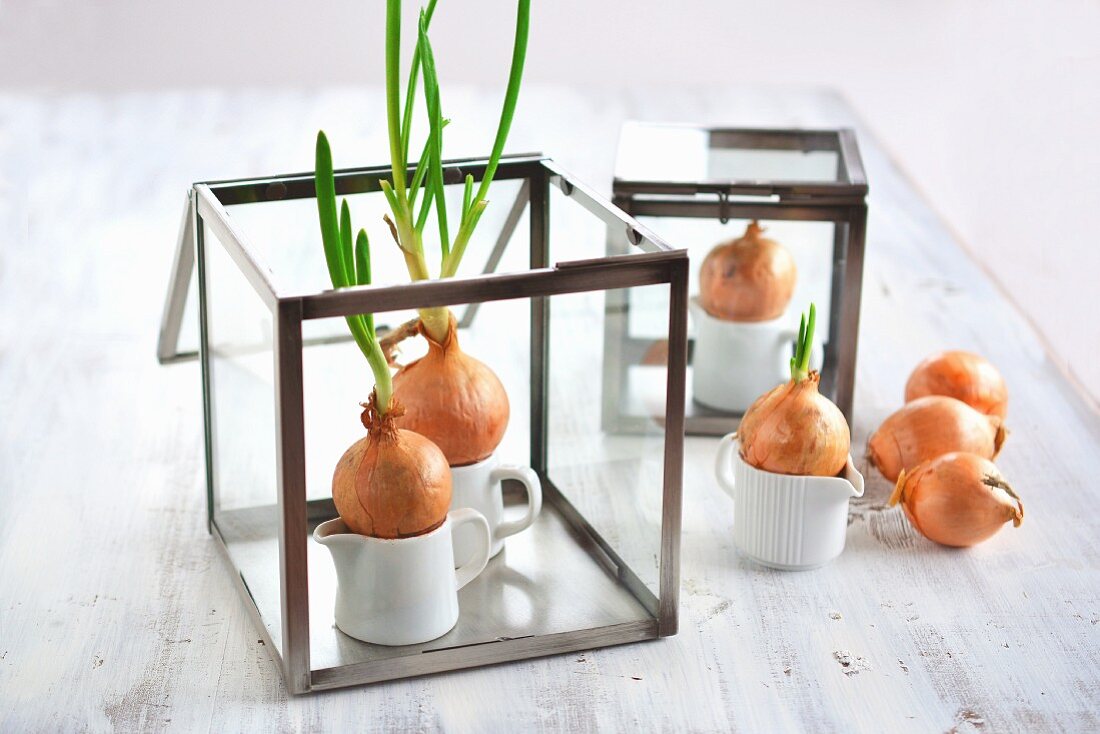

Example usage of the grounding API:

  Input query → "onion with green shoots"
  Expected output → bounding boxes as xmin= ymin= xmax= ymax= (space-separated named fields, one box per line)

xmin=737 ymin=303 xmax=851 ymax=476
xmin=315 ymin=132 xmax=451 ymax=538
xmin=317 ymin=1 xmax=529 ymax=469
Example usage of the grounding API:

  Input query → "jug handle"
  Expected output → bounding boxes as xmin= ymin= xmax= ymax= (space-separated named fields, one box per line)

xmin=451 ymin=508 xmax=491 ymax=591
xmin=715 ymin=432 xmax=739 ymax=500
xmin=492 ymin=465 xmax=543 ymax=541
xmin=845 ymin=456 xmax=866 ymax=499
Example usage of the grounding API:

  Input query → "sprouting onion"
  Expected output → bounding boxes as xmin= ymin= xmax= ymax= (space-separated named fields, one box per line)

xmin=316 ymin=131 xmax=451 ymax=539
xmin=314 ymin=1 xmax=529 ymax=470
xmin=378 ymin=0 xmax=531 ymax=343
xmin=737 ymin=303 xmax=852 ymax=477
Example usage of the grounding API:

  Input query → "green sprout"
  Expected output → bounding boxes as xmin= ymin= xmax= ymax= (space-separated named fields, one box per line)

xmin=314 ymin=0 xmax=532 ymax=411
xmin=790 ymin=303 xmax=817 ymax=384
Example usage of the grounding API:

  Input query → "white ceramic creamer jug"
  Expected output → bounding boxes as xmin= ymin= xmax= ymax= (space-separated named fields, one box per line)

xmin=715 ymin=434 xmax=863 ymax=570
xmin=314 ymin=508 xmax=491 ymax=645
xmin=449 ymin=452 xmax=542 ymax=568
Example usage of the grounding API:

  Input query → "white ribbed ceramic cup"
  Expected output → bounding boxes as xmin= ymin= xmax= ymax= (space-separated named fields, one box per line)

xmin=715 ymin=434 xmax=864 ymax=570
xmin=450 ymin=453 xmax=542 ymax=568
xmin=690 ymin=297 xmax=822 ymax=413
xmin=313 ymin=508 xmax=491 ymax=645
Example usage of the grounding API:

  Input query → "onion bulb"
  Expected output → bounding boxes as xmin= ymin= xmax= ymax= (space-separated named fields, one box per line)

xmin=641 ymin=339 xmax=669 ymax=366
xmin=738 ymin=303 xmax=851 ymax=476
xmin=392 ymin=314 xmax=510 ymax=467
xmin=890 ymin=452 xmax=1023 ymax=547
xmin=333 ymin=393 xmax=452 ymax=539
xmin=868 ymin=396 xmax=1006 ymax=482
xmin=699 ymin=221 xmax=797 ymax=322
xmin=905 ymin=350 xmax=1008 ymax=418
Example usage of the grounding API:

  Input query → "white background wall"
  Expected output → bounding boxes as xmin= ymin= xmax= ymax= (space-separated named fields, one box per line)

xmin=2 ymin=0 xmax=1098 ymax=404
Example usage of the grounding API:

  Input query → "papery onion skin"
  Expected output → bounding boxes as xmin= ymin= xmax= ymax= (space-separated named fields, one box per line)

xmin=890 ymin=452 xmax=1023 ymax=547
xmin=392 ymin=315 xmax=510 ymax=467
xmin=738 ymin=371 xmax=851 ymax=476
xmin=332 ymin=397 xmax=452 ymax=539
xmin=699 ymin=221 xmax=797 ymax=322
xmin=905 ymin=350 xmax=1008 ymax=418
xmin=868 ymin=395 xmax=1006 ymax=482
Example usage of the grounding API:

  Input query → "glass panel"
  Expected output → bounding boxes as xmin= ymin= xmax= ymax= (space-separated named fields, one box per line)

xmin=707 ymin=147 xmax=839 ymax=183
xmin=201 ymin=220 xmax=283 ymax=653
xmin=300 ymin=300 xmax=531 ymax=506
xmin=300 ymin=293 xmax=658 ymax=672
xmin=550 ymin=284 xmax=669 ymax=603
xmin=615 ymin=123 xmax=843 ymax=185
xmin=223 ymin=178 xmax=528 ymax=304
xmin=610 ymin=213 xmax=837 ymax=425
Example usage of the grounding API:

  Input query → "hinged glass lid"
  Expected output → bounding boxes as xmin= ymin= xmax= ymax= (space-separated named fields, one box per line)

xmin=613 ymin=122 xmax=867 ymax=199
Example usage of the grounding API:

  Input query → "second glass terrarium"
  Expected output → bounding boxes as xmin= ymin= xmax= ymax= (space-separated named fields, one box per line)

xmin=603 ymin=122 xmax=869 ymax=436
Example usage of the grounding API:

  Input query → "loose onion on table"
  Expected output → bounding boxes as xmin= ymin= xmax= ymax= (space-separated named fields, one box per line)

xmin=333 ymin=394 xmax=452 ymax=538
xmin=739 ymin=303 xmax=851 ymax=476
xmin=905 ymin=350 xmax=1008 ymax=418
xmin=890 ymin=452 xmax=1023 ymax=547
xmin=393 ymin=315 xmax=509 ymax=467
xmin=699 ymin=221 xmax=797 ymax=322
xmin=867 ymin=395 xmax=1006 ymax=482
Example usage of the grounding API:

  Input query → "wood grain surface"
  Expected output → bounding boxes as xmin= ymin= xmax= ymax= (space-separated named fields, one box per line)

xmin=0 ymin=86 xmax=1097 ymax=732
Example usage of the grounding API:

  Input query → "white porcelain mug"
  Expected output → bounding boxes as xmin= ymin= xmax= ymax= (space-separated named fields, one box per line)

xmin=715 ymin=434 xmax=864 ymax=570
xmin=690 ymin=297 xmax=823 ymax=413
xmin=450 ymin=453 xmax=542 ymax=568
xmin=313 ymin=508 xmax=491 ymax=646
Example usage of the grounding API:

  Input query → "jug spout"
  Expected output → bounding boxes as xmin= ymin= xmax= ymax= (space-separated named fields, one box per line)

xmin=314 ymin=517 xmax=349 ymax=544
xmin=314 ymin=518 xmax=366 ymax=560
xmin=841 ymin=456 xmax=865 ymax=499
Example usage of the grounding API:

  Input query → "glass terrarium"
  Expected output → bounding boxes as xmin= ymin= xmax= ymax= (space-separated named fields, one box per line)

xmin=157 ymin=155 xmax=686 ymax=693
xmin=604 ymin=123 xmax=868 ymax=436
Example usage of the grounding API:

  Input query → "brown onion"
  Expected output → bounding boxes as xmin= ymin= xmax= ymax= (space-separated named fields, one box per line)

xmin=868 ymin=396 xmax=1006 ymax=482
xmin=699 ymin=221 xmax=797 ymax=322
xmin=905 ymin=350 xmax=1008 ymax=418
xmin=739 ymin=371 xmax=851 ymax=476
xmin=332 ymin=394 xmax=452 ymax=539
xmin=890 ymin=452 xmax=1023 ymax=547
xmin=641 ymin=339 xmax=669 ymax=366
xmin=392 ymin=314 xmax=510 ymax=466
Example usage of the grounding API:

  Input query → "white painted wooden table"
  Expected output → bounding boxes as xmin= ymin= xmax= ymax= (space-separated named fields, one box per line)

xmin=1 ymin=86 xmax=1098 ymax=732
